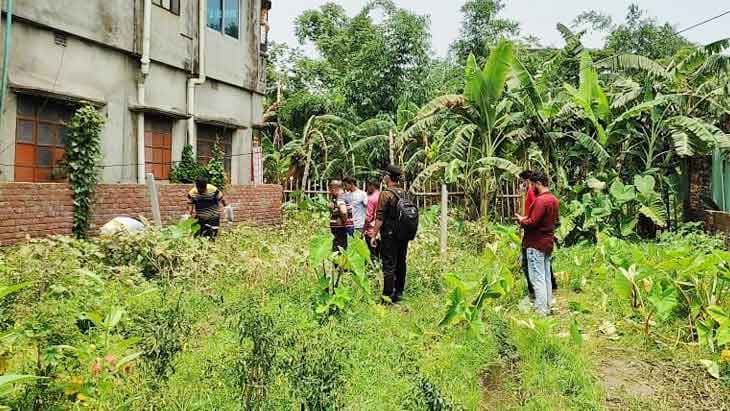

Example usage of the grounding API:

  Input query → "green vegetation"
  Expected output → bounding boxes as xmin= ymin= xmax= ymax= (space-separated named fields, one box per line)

xmin=64 ymin=105 xmax=105 ymax=239
xmin=0 ymin=209 xmax=728 ymax=409
xmin=262 ymin=1 xmax=730 ymax=226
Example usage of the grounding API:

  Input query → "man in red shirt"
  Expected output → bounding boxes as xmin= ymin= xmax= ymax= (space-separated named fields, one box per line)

xmin=515 ymin=171 xmax=560 ymax=316
xmin=519 ymin=170 xmax=557 ymax=300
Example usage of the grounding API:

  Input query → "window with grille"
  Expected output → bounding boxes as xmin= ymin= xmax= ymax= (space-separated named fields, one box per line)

xmin=15 ymin=95 xmax=76 ymax=182
xmin=197 ymin=125 xmax=232 ymax=175
xmin=152 ymin=0 xmax=180 ymax=15
xmin=207 ymin=0 xmax=239 ymax=39
xmin=144 ymin=116 xmax=173 ymax=180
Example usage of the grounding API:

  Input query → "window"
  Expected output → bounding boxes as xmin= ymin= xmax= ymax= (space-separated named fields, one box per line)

xmin=15 ymin=95 xmax=76 ymax=182
xmin=144 ymin=116 xmax=173 ymax=180
xmin=197 ymin=125 xmax=232 ymax=175
xmin=152 ymin=0 xmax=180 ymax=15
xmin=208 ymin=0 xmax=239 ymax=39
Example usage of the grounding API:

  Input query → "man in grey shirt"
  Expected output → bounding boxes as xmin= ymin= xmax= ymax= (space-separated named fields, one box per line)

xmin=344 ymin=176 xmax=369 ymax=235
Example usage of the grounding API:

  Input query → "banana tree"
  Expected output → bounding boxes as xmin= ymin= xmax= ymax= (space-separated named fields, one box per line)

xmin=406 ymin=40 xmax=523 ymax=218
xmin=259 ymin=114 xmax=355 ymax=187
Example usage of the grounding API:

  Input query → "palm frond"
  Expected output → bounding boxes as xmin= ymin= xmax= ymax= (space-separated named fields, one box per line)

xmin=448 ymin=124 xmax=478 ymax=159
xmin=669 ymin=130 xmax=693 ymax=157
xmin=596 ymin=54 xmax=671 ymax=80
xmin=475 ymin=157 xmax=521 ymax=176
xmin=416 ymin=95 xmax=467 ymax=118
xmin=571 ymin=131 xmax=610 ymax=164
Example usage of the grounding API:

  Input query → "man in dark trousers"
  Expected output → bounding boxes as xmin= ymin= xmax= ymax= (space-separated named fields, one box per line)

xmin=188 ymin=176 xmax=227 ymax=239
xmin=515 ymin=171 xmax=560 ymax=316
xmin=370 ymin=165 xmax=411 ymax=303
xmin=329 ymin=180 xmax=354 ymax=252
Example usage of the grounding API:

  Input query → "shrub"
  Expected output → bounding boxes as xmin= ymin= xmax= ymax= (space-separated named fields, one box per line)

xmin=170 ymin=144 xmax=205 ymax=183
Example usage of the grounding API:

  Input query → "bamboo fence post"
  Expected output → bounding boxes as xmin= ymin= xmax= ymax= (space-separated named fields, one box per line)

xmin=440 ymin=183 xmax=448 ymax=256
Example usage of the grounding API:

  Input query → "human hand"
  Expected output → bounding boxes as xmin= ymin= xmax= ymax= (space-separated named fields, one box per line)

xmin=370 ymin=236 xmax=378 ymax=248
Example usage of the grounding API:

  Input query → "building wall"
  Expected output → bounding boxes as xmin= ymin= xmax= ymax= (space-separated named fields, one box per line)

xmin=0 ymin=21 xmax=139 ymax=182
xmin=0 ymin=182 xmax=282 ymax=245
xmin=1 ymin=0 xmax=266 ymax=184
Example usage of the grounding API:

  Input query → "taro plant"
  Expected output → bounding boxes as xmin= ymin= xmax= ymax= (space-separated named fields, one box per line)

xmin=558 ymin=174 xmax=667 ymax=242
xmin=65 ymin=105 xmax=105 ymax=239
xmin=308 ymin=234 xmax=372 ymax=318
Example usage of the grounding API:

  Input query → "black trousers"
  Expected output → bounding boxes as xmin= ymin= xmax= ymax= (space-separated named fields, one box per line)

xmin=380 ymin=236 xmax=409 ymax=300
xmin=196 ymin=217 xmax=220 ymax=239
xmin=521 ymin=248 xmax=558 ymax=295
xmin=365 ymin=234 xmax=379 ymax=260
xmin=332 ymin=228 xmax=353 ymax=252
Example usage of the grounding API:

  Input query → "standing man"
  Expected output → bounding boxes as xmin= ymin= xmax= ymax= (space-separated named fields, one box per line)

xmin=515 ymin=171 xmax=560 ymax=316
xmin=371 ymin=165 xmax=418 ymax=303
xmin=519 ymin=170 xmax=537 ymax=300
xmin=329 ymin=180 xmax=354 ymax=252
xmin=364 ymin=180 xmax=381 ymax=258
xmin=188 ymin=176 xmax=227 ymax=239
xmin=344 ymin=177 xmax=368 ymax=237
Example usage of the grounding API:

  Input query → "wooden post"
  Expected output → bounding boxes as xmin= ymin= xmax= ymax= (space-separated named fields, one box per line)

xmin=146 ymin=173 xmax=162 ymax=227
xmin=440 ymin=184 xmax=448 ymax=257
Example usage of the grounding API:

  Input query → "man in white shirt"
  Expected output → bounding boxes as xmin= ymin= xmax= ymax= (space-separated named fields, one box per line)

xmin=344 ymin=176 xmax=369 ymax=236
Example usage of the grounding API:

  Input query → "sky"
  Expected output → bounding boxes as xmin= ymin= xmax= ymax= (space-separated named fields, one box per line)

xmin=269 ymin=0 xmax=730 ymax=56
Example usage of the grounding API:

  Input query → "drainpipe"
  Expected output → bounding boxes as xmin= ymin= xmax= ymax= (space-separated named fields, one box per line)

xmin=187 ymin=0 xmax=206 ymax=151
xmin=0 ymin=0 xmax=14 ymax=137
xmin=137 ymin=0 xmax=152 ymax=183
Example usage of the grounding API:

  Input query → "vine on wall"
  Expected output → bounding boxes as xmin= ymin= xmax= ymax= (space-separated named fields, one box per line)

xmin=65 ymin=105 xmax=105 ymax=239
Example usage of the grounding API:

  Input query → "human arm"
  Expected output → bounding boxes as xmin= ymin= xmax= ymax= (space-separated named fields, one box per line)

xmin=187 ymin=194 xmax=195 ymax=216
xmin=370 ymin=191 xmax=392 ymax=246
xmin=338 ymin=202 xmax=348 ymax=225
xmin=519 ymin=197 xmax=546 ymax=229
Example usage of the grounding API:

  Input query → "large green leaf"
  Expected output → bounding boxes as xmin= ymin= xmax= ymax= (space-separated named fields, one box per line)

xmin=609 ymin=180 xmax=636 ymax=204
xmin=0 ymin=281 xmax=31 ymax=301
xmin=482 ymin=40 xmax=514 ymax=104
xmin=633 ymin=175 xmax=656 ymax=195
xmin=614 ymin=265 xmax=638 ymax=300
xmin=511 ymin=55 xmax=544 ymax=119
xmin=638 ymin=205 xmax=667 ymax=227
xmin=647 ymin=281 xmax=678 ymax=321
xmin=0 ymin=374 xmax=45 ymax=397
xmin=308 ymin=234 xmax=332 ymax=268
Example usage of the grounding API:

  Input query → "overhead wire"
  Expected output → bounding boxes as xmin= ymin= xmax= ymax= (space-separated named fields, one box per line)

xmin=676 ymin=9 xmax=730 ymax=35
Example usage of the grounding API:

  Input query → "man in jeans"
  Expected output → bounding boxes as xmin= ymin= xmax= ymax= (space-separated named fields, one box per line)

xmin=519 ymin=170 xmax=558 ymax=301
xmin=343 ymin=177 xmax=368 ymax=237
xmin=329 ymin=180 xmax=354 ymax=252
xmin=370 ymin=165 xmax=410 ymax=303
xmin=515 ymin=171 xmax=559 ymax=315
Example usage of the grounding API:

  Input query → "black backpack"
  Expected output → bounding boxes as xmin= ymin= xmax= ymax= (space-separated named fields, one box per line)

xmin=386 ymin=189 xmax=419 ymax=241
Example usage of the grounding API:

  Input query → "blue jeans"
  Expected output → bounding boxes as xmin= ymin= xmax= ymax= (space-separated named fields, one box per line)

xmin=526 ymin=248 xmax=552 ymax=315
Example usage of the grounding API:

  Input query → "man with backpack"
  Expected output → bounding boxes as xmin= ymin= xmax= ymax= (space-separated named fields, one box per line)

xmin=370 ymin=165 xmax=419 ymax=303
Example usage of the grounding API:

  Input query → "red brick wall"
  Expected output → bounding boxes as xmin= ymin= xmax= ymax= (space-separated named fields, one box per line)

xmin=0 ymin=183 xmax=282 ymax=245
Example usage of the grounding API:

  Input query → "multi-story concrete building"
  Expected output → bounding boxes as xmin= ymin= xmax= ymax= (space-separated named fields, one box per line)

xmin=0 ymin=0 xmax=271 ymax=184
